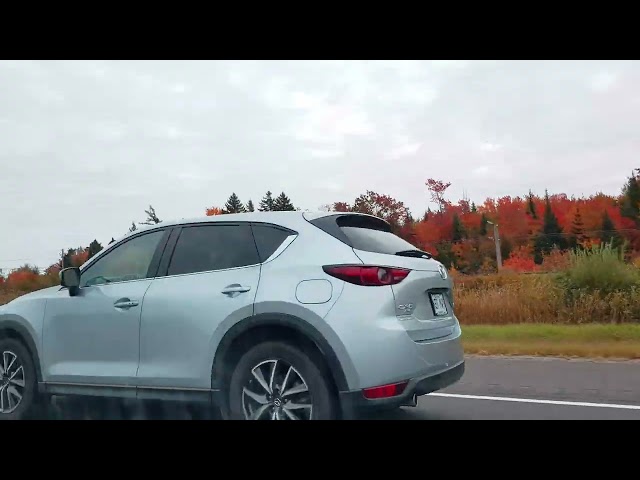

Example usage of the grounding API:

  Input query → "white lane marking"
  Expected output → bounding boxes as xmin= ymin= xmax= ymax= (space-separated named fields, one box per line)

xmin=429 ymin=393 xmax=640 ymax=410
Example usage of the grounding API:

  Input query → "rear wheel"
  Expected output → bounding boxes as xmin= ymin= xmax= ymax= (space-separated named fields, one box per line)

xmin=0 ymin=338 xmax=38 ymax=420
xmin=228 ymin=341 xmax=337 ymax=420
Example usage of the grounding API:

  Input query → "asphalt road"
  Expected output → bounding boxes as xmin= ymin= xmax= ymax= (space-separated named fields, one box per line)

xmin=366 ymin=355 xmax=640 ymax=420
xmin=46 ymin=355 xmax=640 ymax=420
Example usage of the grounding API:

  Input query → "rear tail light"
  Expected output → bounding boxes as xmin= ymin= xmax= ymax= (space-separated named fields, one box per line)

xmin=363 ymin=381 xmax=409 ymax=399
xmin=322 ymin=265 xmax=410 ymax=286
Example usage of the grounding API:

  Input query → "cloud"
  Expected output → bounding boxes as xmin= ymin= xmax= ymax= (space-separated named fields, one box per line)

xmin=1 ymin=60 xmax=639 ymax=269
xmin=480 ymin=142 xmax=502 ymax=152
xmin=589 ymin=72 xmax=618 ymax=93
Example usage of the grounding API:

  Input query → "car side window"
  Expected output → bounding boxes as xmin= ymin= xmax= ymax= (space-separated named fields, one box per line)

xmin=167 ymin=224 xmax=260 ymax=276
xmin=80 ymin=230 xmax=166 ymax=287
xmin=251 ymin=224 xmax=294 ymax=262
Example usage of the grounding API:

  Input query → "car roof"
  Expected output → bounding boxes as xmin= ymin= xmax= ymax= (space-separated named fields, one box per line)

xmin=129 ymin=210 xmax=378 ymax=233
xmin=81 ymin=210 xmax=385 ymax=270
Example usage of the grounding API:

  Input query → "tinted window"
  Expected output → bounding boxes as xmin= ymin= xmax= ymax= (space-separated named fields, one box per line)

xmin=80 ymin=230 xmax=165 ymax=287
xmin=251 ymin=224 xmax=292 ymax=262
xmin=168 ymin=224 xmax=259 ymax=275
xmin=310 ymin=214 xmax=416 ymax=255
xmin=339 ymin=227 xmax=416 ymax=255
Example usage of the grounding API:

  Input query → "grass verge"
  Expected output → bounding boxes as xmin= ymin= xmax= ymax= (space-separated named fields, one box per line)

xmin=462 ymin=324 xmax=640 ymax=359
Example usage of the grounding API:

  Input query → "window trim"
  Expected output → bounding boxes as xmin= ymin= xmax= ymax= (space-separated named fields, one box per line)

xmin=156 ymin=221 xmax=298 ymax=278
xmin=259 ymin=233 xmax=298 ymax=264
xmin=250 ymin=222 xmax=298 ymax=264
xmin=78 ymin=227 xmax=172 ymax=289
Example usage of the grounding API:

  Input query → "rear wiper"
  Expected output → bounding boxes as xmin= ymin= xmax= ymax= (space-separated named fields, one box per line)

xmin=395 ymin=249 xmax=433 ymax=259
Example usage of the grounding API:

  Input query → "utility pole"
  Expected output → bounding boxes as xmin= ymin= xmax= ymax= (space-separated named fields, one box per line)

xmin=487 ymin=220 xmax=502 ymax=272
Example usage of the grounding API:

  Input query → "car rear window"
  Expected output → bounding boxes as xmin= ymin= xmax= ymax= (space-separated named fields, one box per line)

xmin=339 ymin=226 xmax=415 ymax=254
xmin=251 ymin=224 xmax=294 ymax=262
xmin=309 ymin=214 xmax=416 ymax=255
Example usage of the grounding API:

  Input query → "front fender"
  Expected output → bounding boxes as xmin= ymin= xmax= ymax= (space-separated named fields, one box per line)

xmin=0 ymin=313 xmax=44 ymax=383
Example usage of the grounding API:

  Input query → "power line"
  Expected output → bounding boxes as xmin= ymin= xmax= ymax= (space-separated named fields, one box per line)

xmin=497 ymin=228 xmax=637 ymax=242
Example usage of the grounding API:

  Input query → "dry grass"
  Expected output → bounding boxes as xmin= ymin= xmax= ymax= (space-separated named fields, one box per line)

xmin=0 ymin=291 xmax=21 ymax=306
xmin=462 ymin=324 xmax=640 ymax=359
xmin=453 ymin=272 xmax=640 ymax=325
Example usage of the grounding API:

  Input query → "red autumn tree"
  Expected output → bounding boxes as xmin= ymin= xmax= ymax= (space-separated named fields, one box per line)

xmin=205 ymin=207 xmax=224 ymax=216
xmin=425 ymin=178 xmax=451 ymax=213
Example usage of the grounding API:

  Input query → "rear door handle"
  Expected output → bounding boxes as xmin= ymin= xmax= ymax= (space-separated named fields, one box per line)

xmin=114 ymin=298 xmax=139 ymax=309
xmin=221 ymin=285 xmax=251 ymax=295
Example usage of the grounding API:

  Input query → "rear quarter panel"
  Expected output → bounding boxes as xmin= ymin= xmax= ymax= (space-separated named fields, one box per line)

xmin=212 ymin=223 xmax=364 ymax=389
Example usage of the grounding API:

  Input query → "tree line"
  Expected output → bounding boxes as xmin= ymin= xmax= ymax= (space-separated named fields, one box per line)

xmin=206 ymin=190 xmax=297 ymax=216
xmin=2 ymin=172 xmax=639 ymax=285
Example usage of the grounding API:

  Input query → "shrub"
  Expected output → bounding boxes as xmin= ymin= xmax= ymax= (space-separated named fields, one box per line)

xmin=540 ymin=246 xmax=571 ymax=272
xmin=6 ymin=270 xmax=40 ymax=292
xmin=558 ymin=242 xmax=639 ymax=294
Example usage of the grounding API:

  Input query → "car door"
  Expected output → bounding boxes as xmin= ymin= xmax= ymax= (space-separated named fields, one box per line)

xmin=137 ymin=222 xmax=261 ymax=391
xmin=42 ymin=228 xmax=169 ymax=389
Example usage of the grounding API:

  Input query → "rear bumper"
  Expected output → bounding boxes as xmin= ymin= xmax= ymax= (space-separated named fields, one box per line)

xmin=338 ymin=360 xmax=465 ymax=418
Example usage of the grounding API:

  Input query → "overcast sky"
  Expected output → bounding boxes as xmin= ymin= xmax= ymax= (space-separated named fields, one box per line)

xmin=1 ymin=60 xmax=638 ymax=270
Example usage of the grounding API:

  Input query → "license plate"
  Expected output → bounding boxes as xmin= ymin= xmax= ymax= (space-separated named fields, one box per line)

xmin=430 ymin=293 xmax=448 ymax=316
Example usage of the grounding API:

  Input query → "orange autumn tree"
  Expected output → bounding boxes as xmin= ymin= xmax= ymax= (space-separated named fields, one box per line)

xmin=205 ymin=206 xmax=224 ymax=216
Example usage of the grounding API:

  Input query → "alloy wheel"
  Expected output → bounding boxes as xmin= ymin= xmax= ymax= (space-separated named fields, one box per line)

xmin=242 ymin=359 xmax=313 ymax=420
xmin=0 ymin=351 xmax=26 ymax=414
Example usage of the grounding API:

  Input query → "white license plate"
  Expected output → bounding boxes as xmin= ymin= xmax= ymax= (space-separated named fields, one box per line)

xmin=430 ymin=293 xmax=448 ymax=316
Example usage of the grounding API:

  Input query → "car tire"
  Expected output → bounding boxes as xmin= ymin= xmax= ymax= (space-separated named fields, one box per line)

xmin=0 ymin=338 xmax=39 ymax=420
xmin=228 ymin=341 xmax=337 ymax=420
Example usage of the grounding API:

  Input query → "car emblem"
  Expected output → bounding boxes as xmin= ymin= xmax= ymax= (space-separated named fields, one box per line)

xmin=397 ymin=303 xmax=415 ymax=313
xmin=438 ymin=264 xmax=447 ymax=280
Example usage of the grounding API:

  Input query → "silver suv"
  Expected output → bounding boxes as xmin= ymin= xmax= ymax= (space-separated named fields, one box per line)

xmin=0 ymin=211 xmax=464 ymax=420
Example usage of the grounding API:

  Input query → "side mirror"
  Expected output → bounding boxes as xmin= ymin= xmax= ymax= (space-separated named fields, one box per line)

xmin=60 ymin=267 xmax=81 ymax=296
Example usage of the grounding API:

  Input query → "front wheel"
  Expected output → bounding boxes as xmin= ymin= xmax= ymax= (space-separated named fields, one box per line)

xmin=0 ymin=338 xmax=38 ymax=420
xmin=228 ymin=341 xmax=337 ymax=420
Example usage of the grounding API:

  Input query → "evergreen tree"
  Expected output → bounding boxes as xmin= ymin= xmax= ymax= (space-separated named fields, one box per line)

xmin=500 ymin=236 xmax=513 ymax=261
xmin=246 ymin=199 xmax=255 ymax=212
xmin=532 ymin=190 xmax=566 ymax=264
xmin=224 ymin=193 xmax=246 ymax=214
xmin=620 ymin=170 xmax=640 ymax=223
xmin=451 ymin=214 xmax=466 ymax=243
xmin=87 ymin=240 xmax=103 ymax=260
xmin=435 ymin=242 xmax=454 ymax=269
xmin=62 ymin=248 xmax=76 ymax=268
xmin=471 ymin=202 xmax=477 ymax=213
xmin=479 ymin=213 xmax=488 ymax=236
xmin=526 ymin=190 xmax=538 ymax=219
xmin=569 ymin=207 xmax=587 ymax=249
xmin=273 ymin=192 xmax=295 ymax=211
xmin=259 ymin=191 xmax=275 ymax=211
xmin=129 ymin=221 xmax=137 ymax=233
xmin=601 ymin=210 xmax=622 ymax=249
